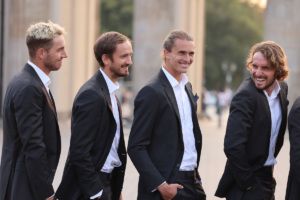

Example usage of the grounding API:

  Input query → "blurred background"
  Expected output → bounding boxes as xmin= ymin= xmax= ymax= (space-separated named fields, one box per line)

xmin=0 ymin=0 xmax=299 ymax=199
xmin=1 ymin=0 xmax=299 ymax=118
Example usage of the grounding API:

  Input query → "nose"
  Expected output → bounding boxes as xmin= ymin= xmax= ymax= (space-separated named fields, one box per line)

xmin=63 ymin=50 xmax=68 ymax=58
xmin=253 ymin=67 xmax=262 ymax=76
xmin=127 ymin=56 xmax=133 ymax=65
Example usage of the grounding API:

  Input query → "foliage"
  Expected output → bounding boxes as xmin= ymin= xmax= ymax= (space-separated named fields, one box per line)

xmin=100 ymin=0 xmax=133 ymax=38
xmin=205 ymin=0 xmax=264 ymax=90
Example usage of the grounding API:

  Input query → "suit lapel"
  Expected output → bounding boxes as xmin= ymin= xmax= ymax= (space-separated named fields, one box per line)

xmin=185 ymin=82 xmax=202 ymax=154
xmin=159 ymin=70 xmax=180 ymax=120
xmin=96 ymin=70 xmax=113 ymax=113
xmin=185 ymin=83 xmax=197 ymax=110
xmin=278 ymin=83 xmax=288 ymax=134
xmin=24 ymin=64 xmax=57 ymax=117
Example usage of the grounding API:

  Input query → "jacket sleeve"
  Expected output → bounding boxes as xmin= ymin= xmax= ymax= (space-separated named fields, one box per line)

xmin=14 ymin=85 xmax=54 ymax=200
xmin=128 ymin=86 xmax=165 ymax=192
xmin=224 ymin=89 xmax=257 ymax=190
xmin=288 ymin=98 xmax=300 ymax=183
xmin=68 ymin=90 xmax=104 ymax=197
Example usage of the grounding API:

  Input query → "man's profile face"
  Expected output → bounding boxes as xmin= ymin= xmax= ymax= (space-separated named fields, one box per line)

xmin=106 ymin=40 xmax=133 ymax=81
xmin=43 ymin=35 xmax=68 ymax=73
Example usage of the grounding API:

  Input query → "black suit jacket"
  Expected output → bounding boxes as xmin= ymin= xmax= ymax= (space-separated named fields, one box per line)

xmin=215 ymin=77 xmax=288 ymax=197
xmin=56 ymin=70 xmax=127 ymax=200
xmin=128 ymin=69 xmax=202 ymax=199
xmin=0 ymin=64 xmax=61 ymax=200
xmin=285 ymin=97 xmax=300 ymax=200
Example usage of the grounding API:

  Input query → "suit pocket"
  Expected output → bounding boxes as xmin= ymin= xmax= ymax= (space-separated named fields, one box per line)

xmin=172 ymin=189 xmax=183 ymax=200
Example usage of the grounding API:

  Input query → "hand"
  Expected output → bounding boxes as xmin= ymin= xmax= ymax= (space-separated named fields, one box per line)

xmin=119 ymin=192 xmax=123 ymax=200
xmin=158 ymin=182 xmax=183 ymax=200
xmin=46 ymin=196 xmax=54 ymax=200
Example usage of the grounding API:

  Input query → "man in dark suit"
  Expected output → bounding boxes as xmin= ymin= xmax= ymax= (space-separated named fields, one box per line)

xmin=0 ymin=21 xmax=67 ymax=200
xmin=128 ymin=30 xmax=206 ymax=200
xmin=285 ymin=97 xmax=300 ymax=200
xmin=215 ymin=41 xmax=289 ymax=200
xmin=56 ymin=31 xmax=132 ymax=200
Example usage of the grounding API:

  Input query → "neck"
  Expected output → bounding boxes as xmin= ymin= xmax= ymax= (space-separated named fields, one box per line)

xmin=265 ymin=80 xmax=277 ymax=96
xmin=163 ymin=64 xmax=181 ymax=81
xmin=29 ymin=59 xmax=50 ymax=75
xmin=101 ymin=67 xmax=117 ymax=83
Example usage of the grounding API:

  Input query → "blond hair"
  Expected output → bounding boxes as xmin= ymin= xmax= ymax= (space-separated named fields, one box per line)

xmin=26 ymin=21 xmax=66 ymax=58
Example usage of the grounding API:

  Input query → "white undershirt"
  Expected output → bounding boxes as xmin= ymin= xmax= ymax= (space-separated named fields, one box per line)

xmin=90 ymin=69 xmax=122 ymax=199
xmin=27 ymin=60 xmax=51 ymax=94
xmin=162 ymin=67 xmax=197 ymax=171
xmin=264 ymin=81 xmax=282 ymax=166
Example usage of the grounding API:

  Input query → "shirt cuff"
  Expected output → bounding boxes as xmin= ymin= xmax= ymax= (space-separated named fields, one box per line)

xmin=90 ymin=190 xmax=103 ymax=199
xmin=46 ymin=194 xmax=55 ymax=200
xmin=152 ymin=181 xmax=166 ymax=192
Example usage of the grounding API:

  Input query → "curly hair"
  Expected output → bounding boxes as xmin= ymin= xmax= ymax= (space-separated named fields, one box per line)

xmin=246 ymin=41 xmax=289 ymax=81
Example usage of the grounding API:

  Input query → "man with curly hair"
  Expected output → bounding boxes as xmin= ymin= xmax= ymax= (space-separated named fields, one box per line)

xmin=215 ymin=41 xmax=289 ymax=200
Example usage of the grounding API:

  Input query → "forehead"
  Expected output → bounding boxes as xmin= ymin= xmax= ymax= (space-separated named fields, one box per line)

xmin=52 ymin=35 xmax=65 ymax=46
xmin=172 ymin=39 xmax=195 ymax=50
xmin=252 ymin=51 xmax=268 ymax=65
xmin=114 ymin=40 xmax=132 ymax=53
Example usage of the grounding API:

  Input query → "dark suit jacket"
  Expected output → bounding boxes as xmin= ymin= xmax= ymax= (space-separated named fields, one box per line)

xmin=56 ymin=70 xmax=127 ymax=200
xmin=0 ymin=64 xmax=61 ymax=200
xmin=215 ymin=77 xmax=288 ymax=197
xmin=285 ymin=97 xmax=300 ymax=200
xmin=128 ymin=69 xmax=202 ymax=200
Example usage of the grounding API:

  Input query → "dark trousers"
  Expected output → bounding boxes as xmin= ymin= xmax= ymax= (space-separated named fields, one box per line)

xmin=226 ymin=166 xmax=276 ymax=200
xmin=98 ymin=172 xmax=112 ymax=200
xmin=170 ymin=170 xmax=206 ymax=200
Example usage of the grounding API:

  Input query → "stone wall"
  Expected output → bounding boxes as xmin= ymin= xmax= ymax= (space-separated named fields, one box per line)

xmin=265 ymin=0 xmax=300 ymax=104
xmin=1 ymin=0 xmax=98 ymax=117
xmin=133 ymin=0 xmax=205 ymax=113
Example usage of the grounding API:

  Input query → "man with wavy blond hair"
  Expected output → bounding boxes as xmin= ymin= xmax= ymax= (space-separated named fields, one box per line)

xmin=215 ymin=41 xmax=289 ymax=200
xmin=0 ymin=21 xmax=67 ymax=200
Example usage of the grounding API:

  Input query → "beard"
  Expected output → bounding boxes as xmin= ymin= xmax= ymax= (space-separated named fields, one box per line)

xmin=252 ymin=75 xmax=277 ymax=92
xmin=44 ymin=57 xmax=62 ymax=72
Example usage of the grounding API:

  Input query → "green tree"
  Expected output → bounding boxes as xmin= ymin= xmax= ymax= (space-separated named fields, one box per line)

xmin=205 ymin=0 xmax=264 ymax=90
xmin=100 ymin=0 xmax=133 ymax=38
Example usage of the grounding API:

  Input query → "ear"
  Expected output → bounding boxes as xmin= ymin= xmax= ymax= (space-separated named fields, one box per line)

xmin=36 ymin=48 xmax=47 ymax=60
xmin=101 ymin=54 xmax=111 ymax=67
xmin=163 ymin=49 xmax=170 ymax=60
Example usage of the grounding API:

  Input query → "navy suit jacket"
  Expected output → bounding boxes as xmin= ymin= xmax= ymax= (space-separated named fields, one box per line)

xmin=0 ymin=64 xmax=61 ymax=200
xmin=128 ymin=69 xmax=202 ymax=199
xmin=215 ymin=77 xmax=288 ymax=197
xmin=56 ymin=70 xmax=126 ymax=200
xmin=285 ymin=97 xmax=300 ymax=200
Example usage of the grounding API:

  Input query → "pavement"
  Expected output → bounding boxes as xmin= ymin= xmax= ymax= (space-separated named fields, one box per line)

xmin=0 ymin=107 xmax=290 ymax=199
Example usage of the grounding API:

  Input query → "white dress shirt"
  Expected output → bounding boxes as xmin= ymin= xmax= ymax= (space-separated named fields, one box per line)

xmin=90 ymin=68 xmax=122 ymax=199
xmin=99 ymin=68 xmax=122 ymax=173
xmin=162 ymin=67 xmax=197 ymax=171
xmin=28 ymin=60 xmax=51 ymax=94
xmin=264 ymin=81 xmax=282 ymax=166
